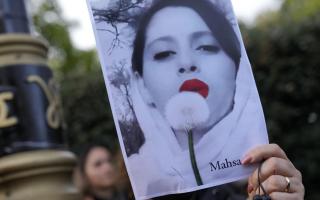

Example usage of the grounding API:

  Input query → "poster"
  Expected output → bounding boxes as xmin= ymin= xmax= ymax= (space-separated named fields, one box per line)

xmin=87 ymin=0 xmax=269 ymax=199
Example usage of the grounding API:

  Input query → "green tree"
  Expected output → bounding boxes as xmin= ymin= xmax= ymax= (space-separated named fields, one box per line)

xmin=31 ymin=1 xmax=118 ymax=152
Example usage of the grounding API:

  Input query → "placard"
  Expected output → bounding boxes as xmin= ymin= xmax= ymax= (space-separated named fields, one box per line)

xmin=87 ymin=0 xmax=269 ymax=199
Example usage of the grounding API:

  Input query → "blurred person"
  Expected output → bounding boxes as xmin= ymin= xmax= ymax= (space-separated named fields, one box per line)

xmin=74 ymin=143 xmax=128 ymax=200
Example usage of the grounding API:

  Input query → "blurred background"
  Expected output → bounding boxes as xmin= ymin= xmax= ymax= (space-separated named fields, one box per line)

xmin=28 ymin=0 xmax=319 ymax=199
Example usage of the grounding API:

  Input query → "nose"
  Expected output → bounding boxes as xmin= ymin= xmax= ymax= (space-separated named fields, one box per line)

xmin=178 ymin=65 xmax=199 ymax=74
xmin=177 ymin=49 xmax=199 ymax=74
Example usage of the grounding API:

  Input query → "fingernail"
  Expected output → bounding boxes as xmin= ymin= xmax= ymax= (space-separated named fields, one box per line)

xmin=247 ymin=184 xmax=254 ymax=194
xmin=241 ymin=155 xmax=252 ymax=165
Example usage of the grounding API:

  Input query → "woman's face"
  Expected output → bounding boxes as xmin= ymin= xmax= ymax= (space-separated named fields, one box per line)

xmin=84 ymin=147 xmax=116 ymax=189
xmin=142 ymin=6 xmax=237 ymax=130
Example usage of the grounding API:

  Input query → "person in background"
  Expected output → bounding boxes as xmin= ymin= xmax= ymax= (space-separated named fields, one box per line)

xmin=74 ymin=143 xmax=129 ymax=200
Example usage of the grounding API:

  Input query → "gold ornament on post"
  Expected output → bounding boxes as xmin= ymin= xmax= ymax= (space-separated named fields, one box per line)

xmin=27 ymin=75 xmax=62 ymax=130
xmin=0 ymin=92 xmax=18 ymax=128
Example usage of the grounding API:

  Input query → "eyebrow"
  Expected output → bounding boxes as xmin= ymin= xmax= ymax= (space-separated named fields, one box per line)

xmin=191 ymin=31 xmax=214 ymax=40
xmin=145 ymin=36 xmax=174 ymax=51
xmin=145 ymin=31 xmax=215 ymax=51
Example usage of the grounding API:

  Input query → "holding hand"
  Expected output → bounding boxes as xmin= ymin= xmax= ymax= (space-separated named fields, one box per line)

xmin=242 ymin=144 xmax=304 ymax=200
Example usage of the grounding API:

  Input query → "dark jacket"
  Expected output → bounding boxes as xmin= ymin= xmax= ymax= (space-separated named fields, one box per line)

xmin=153 ymin=184 xmax=247 ymax=200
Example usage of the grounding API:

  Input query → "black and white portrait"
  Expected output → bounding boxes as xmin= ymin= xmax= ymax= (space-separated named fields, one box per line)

xmin=87 ymin=0 xmax=269 ymax=199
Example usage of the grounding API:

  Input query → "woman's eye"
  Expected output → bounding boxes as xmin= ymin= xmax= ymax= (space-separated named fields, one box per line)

xmin=94 ymin=160 xmax=102 ymax=167
xmin=153 ymin=51 xmax=176 ymax=60
xmin=196 ymin=45 xmax=220 ymax=53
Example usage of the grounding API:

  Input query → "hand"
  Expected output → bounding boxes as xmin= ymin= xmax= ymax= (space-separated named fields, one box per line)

xmin=242 ymin=144 xmax=304 ymax=200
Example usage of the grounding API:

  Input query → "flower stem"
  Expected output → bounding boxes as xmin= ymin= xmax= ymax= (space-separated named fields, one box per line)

xmin=188 ymin=129 xmax=203 ymax=186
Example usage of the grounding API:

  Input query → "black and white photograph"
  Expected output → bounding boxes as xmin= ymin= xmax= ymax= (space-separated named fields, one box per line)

xmin=87 ymin=0 xmax=269 ymax=198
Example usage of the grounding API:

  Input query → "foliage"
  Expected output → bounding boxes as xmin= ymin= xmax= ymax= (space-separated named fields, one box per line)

xmin=31 ymin=1 xmax=118 ymax=153
xmin=32 ymin=1 xmax=100 ymax=73
xmin=281 ymin=0 xmax=320 ymax=22
xmin=59 ymin=70 xmax=118 ymax=153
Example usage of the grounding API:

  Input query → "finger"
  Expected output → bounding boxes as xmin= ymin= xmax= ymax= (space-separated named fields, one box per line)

xmin=259 ymin=175 xmax=302 ymax=194
xmin=248 ymin=157 xmax=297 ymax=189
xmin=248 ymin=190 xmax=255 ymax=200
xmin=242 ymin=144 xmax=288 ymax=165
xmin=269 ymin=191 xmax=304 ymax=200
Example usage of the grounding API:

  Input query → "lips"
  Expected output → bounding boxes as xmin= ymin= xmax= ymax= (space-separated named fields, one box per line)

xmin=179 ymin=79 xmax=209 ymax=98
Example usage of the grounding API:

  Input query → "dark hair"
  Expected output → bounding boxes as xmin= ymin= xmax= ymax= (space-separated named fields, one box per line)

xmin=132 ymin=0 xmax=241 ymax=76
xmin=78 ymin=143 xmax=113 ymax=174
xmin=75 ymin=143 xmax=114 ymax=197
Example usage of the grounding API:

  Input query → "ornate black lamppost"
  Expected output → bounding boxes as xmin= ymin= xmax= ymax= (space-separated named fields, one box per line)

xmin=0 ymin=1 xmax=80 ymax=199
